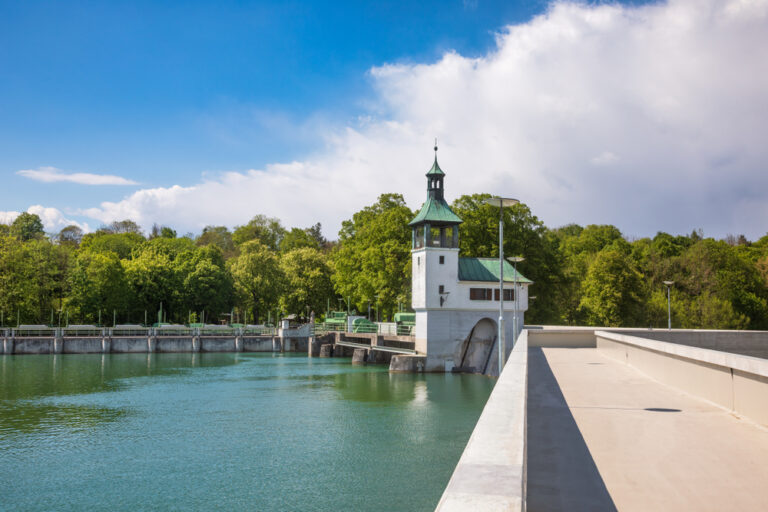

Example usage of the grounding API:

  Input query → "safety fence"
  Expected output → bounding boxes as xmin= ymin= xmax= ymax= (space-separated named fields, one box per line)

xmin=312 ymin=321 xmax=413 ymax=337
xmin=3 ymin=325 xmax=279 ymax=338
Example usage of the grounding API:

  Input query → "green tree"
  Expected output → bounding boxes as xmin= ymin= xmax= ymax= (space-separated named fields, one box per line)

xmin=229 ymin=240 xmax=284 ymax=323
xmin=281 ymin=225 xmax=325 ymax=252
xmin=68 ymin=250 xmax=131 ymax=324
xmin=11 ymin=212 xmax=44 ymax=241
xmin=0 ymin=235 xmax=68 ymax=324
xmin=196 ymin=226 xmax=236 ymax=259
xmin=122 ymin=238 xmax=196 ymax=323
xmin=175 ymin=245 xmax=233 ymax=321
xmin=80 ymin=232 xmax=145 ymax=259
xmin=331 ymin=193 xmax=413 ymax=319
xmin=579 ymin=247 xmax=645 ymax=327
xmin=57 ymin=225 xmax=84 ymax=247
xmin=232 ymin=215 xmax=286 ymax=250
xmin=279 ymin=247 xmax=334 ymax=317
xmin=103 ymin=219 xmax=143 ymax=235
xmin=452 ymin=194 xmax=563 ymax=324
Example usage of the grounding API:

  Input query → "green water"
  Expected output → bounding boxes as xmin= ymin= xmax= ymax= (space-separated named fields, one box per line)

xmin=0 ymin=353 xmax=493 ymax=511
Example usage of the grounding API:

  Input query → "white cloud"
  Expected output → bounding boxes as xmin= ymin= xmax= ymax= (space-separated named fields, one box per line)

xmin=80 ymin=0 xmax=768 ymax=240
xmin=17 ymin=166 xmax=138 ymax=186
xmin=591 ymin=152 xmax=619 ymax=166
xmin=0 ymin=211 xmax=21 ymax=225
xmin=0 ymin=207 xmax=90 ymax=233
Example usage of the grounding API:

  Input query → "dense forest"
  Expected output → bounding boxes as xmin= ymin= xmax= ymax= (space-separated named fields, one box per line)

xmin=1 ymin=193 xmax=766 ymax=329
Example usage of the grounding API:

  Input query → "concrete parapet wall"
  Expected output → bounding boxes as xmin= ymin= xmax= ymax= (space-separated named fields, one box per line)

xmin=155 ymin=337 xmax=194 ymax=353
xmin=111 ymin=337 xmax=150 ymax=353
xmin=528 ymin=328 xmax=597 ymax=348
xmin=62 ymin=337 xmax=103 ymax=354
xmin=436 ymin=329 xmax=529 ymax=511
xmin=635 ymin=330 xmax=768 ymax=359
xmin=596 ymin=331 xmax=768 ymax=427
xmin=200 ymin=337 xmax=236 ymax=352
xmin=243 ymin=336 xmax=276 ymax=352
xmin=12 ymin=337 xmax=54 ymax=354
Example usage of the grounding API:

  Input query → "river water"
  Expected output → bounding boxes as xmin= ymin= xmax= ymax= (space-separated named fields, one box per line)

xmin=0 ymin=353 xmax=493 ymax=511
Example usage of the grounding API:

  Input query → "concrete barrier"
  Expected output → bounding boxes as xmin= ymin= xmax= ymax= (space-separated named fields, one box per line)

xmin=243 ymin=336 xmax=276 ymax=352
xmin=436 ymin=330 xmax=529 ymax=511
xmin=596 ymin=331 xmax=768 ymax=427
xmin=12 ymin=337 xmax=54 ymax=354
xmin=111 ymin=337 xmax=149 ymax=353
xmin=200 ymin=336 xmax=236 ymax=352
xmin=62 ymin=337 xmax=103 ymax=354
xmin=155 ymin=337 xmax=194 ymax=353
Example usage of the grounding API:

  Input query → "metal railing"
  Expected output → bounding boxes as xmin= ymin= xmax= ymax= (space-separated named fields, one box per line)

xmin=312 ymin=321 xmax=415 ymax=337
xmin=153 ymin=325 xmax=194 ymax=336
xmin=241 ymin=325 xmax=278 ymax=336
xmin=13 ymin=326 xmax=58 ymax=337
xmin=3 ymin=322 xmax=412 ymax=339
xmin=62 ymin=325 xmax=105 ymax=337
xmin=111 ymin=325 xmax=151 ymax=337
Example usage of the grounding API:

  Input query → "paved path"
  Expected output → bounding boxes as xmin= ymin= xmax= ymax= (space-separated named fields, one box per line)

xmin=527 ymin=346 xmax=768 ymax=512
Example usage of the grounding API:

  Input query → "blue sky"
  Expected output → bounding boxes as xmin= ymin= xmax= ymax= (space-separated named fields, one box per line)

xmin=1 ymin=1 xmax=549 ymax=205
xmin=2 ymin=0 xmax=767 ymax=239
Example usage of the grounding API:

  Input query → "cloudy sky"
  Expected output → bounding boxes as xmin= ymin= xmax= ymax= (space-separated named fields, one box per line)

xmin=2 ymin=0 xmax=767 ymax=240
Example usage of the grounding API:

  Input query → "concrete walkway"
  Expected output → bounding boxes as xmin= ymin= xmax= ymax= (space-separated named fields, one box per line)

xmin=527 ymin=347 xmax=768 ymax=512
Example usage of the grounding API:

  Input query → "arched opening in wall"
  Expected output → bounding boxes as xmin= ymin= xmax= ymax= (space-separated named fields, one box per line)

xmin=456 ymin=318 xmax=497 ymax=374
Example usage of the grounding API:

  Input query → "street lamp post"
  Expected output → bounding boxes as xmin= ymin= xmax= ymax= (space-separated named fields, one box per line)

xmin=484 ymin=196 xmax=520 ymax=375
xmin=508 ymin=256 xmax=525 ymax=345
xmin=663 ymin=281 xmax=675 ymax=330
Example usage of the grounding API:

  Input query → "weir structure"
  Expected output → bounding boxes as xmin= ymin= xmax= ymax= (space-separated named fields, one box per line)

xmin=1 ymin=324 xmax=301 ymax=355
xmin=436 ymin=326 xmax=768 ymax=511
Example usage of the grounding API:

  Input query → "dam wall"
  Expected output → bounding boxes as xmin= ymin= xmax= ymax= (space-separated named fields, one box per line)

xmin=0 ymin=327 xmax=299 ymax=355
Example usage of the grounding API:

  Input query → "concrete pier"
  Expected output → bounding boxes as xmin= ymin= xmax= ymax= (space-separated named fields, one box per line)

xmin=351 ymin=348 xmax=367 ymax=364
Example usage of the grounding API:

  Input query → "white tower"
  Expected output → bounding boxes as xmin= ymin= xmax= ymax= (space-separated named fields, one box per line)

xmin=409 ymin=145 xmax=532 ymax=374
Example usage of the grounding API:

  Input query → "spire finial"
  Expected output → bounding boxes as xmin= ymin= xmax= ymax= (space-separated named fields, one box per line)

xmin=434 ymin=137 xmax=438 ymax=154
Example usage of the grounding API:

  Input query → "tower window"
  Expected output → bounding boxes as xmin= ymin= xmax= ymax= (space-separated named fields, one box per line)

xmin=417 ymin=257 xmax=420 ymax=266
xmin=439 ymin=255 xmax=445 ymax=264
xmin=439 ymin=285 xmax=445 ymax=294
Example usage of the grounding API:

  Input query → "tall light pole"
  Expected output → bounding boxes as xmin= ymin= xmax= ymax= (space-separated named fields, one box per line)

xmin=508 ymin=256 xmax=525 ymax=345
xmin=663 ymin=281 xmax=674 ymax=330
xmin=484 ymin=196 xmax=519 ymax=375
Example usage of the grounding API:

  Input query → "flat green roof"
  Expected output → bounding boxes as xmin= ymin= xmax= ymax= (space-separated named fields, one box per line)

xmin=409 ymin=196 xmax=463 ymax=226
xmin=458 ymin=257 xmax=533 ymax=284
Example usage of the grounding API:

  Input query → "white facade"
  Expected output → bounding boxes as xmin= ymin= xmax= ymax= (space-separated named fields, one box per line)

xmin=411 ymin=246 xmax=530 ymax=374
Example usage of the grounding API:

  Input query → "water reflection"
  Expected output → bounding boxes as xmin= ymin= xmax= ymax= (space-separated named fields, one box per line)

xmin=333 ymin=370 xmax=420 ymax=404
xmin=0 ymin=353 xmax=244 ymax=437
xmin=0 ymin=353 xmax=494 ymax=512
xmin=0 ymin=353 xmax=243 ymax=402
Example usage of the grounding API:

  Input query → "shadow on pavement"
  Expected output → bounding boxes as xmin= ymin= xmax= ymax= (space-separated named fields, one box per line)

xmin=526 ymin=347 xmax=617 ymax=511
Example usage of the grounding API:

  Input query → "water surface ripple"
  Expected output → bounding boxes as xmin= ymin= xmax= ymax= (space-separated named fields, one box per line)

xmin=0 ymin=353 xmax=493 ymax=511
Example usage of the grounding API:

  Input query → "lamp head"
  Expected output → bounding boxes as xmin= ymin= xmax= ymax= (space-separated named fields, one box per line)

xmin=663 ymin=281 xmax=675 ymax=286
xmin=484 ymin=197 xmax=519 ymax=208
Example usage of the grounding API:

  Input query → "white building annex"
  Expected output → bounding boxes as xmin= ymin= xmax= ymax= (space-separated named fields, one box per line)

xmin=410 ymin=147 xmax=532 ymax=374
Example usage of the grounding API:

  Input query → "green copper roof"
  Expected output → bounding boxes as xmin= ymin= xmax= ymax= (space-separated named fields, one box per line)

xmin=426 ymin=157 xmax=444 ymax=176
xmin=409 ymin=196 xmax=463 ymax=226
xmin=458 ymin=258 xmax=533 ymax=283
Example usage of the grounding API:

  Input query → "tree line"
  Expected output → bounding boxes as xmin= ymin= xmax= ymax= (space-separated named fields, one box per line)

xmin=1 ymin=194 xmax=767 ymax=329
